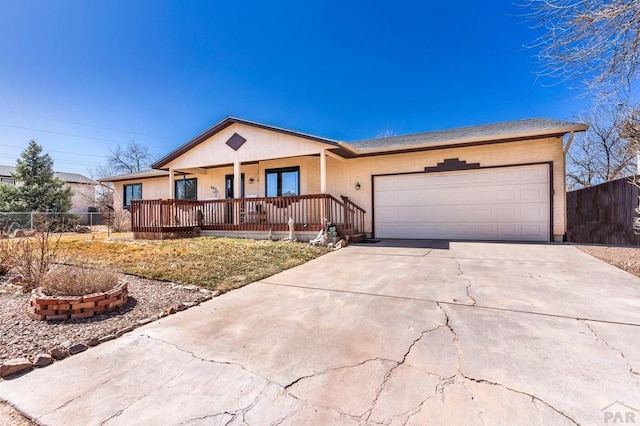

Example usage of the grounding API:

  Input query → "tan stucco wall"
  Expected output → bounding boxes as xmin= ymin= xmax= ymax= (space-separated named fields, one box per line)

xmin=113 ymin=135 xmax=567 ymax=241
xmin=112 ymin=176 xmax=171 ymax=210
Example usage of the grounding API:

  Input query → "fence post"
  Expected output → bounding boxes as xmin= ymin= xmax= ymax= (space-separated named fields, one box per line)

xmin=30 ymin=211 xmax=34 ymax=230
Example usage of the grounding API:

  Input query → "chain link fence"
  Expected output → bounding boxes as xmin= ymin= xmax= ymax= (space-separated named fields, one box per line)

xmin=0 ymin=212 xmax=108 ymax=235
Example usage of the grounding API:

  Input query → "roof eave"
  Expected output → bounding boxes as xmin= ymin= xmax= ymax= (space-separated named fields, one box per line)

xmin=98 ymin=171 xmax=170 ymax=183
xmin=349 ymin=124 xmax=588 ymax=155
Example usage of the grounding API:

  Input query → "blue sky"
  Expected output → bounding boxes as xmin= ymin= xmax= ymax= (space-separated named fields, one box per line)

xmin=0 ymin=1 xmax=590 ymax=175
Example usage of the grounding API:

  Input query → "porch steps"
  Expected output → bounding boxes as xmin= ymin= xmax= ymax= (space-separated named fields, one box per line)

xmin=349 ymin=233 xmax=367 ymax=243
xmin=339 ymin=227 xmax=366 ymax=243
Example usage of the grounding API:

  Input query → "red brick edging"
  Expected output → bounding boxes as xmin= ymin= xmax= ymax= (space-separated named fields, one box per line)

xmin=27 ymin=282 xmax=128 ymax=321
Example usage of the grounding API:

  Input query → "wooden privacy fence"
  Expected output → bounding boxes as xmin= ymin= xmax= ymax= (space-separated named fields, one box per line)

xmin=566 ymin=177 xmax=640 ymax=246
xmin=131 ymin=193 xmax=365 ymax=240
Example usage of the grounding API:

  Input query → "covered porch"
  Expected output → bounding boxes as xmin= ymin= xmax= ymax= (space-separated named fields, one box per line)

xmin=130 ymin=194 xmax=365 ymax=241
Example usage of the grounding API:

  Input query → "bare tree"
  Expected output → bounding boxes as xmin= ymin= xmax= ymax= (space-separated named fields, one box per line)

xmin=524 ymin=0 xmax=640 ymax=95
xmin=620 ymin=107 xmax=640 ymax=147
xmin=89 ymin=140 xmax=154 ymax=217
xmin=107 ymin=140 xmax=154 ymax=175
xmin=567 ymin=103 xmax=636 ymax=189
xmin=618 ymin=107 xmax=640 ymax=233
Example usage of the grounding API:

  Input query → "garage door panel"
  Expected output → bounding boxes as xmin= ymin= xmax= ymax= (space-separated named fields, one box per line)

xmin=520 ymin=168 xmax=546 ymax=181
xmin=374 ymin=164 xmax=550 ymax=241
xmin=521 ymin=186 xmax=546 ymax=201
xmin=495 ymin=170 xmax=519 ymax=182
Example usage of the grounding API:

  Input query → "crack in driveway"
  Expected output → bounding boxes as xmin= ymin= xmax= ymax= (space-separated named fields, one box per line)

xmin=361 ymin=326 xmax=443 ymax=422
xmin=453 ymin=259 xmax=477 ymax=306
xmin=433 ymin=302 xmax=580 ymax=425
xmin=580 ymin=320 xmax=639 ymax=376
xmin=460 ymin=375 xmax=580 ymax=425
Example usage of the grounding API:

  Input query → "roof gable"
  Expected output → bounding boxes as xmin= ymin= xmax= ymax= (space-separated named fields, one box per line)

xmin=152 ymin=116 xmax=340 ymax=169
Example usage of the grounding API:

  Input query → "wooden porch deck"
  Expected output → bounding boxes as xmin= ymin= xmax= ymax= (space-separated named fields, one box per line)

xmin=130 ymin=194 xmax=365 ymax=240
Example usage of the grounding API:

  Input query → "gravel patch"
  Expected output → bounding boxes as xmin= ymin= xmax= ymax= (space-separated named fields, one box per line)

xmin=0 ymin=401 xmax=35 ymax=426
xmin=0 ymin=274 xmax=215 ymax=363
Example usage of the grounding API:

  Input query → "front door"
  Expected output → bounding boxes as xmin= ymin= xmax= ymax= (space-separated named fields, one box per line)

xmin=225 ymin=174 xmax=245 ymax=223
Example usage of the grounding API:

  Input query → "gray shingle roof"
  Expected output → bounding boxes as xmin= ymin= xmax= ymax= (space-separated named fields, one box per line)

xmin=0 ymin=165 xmax=95 ymax=184
xmin=349 ymin=118 xmax=587 ymax=151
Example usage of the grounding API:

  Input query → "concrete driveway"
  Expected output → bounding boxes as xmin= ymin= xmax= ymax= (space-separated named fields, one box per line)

xmin=1 ymin=241 xmax=639 ymax=425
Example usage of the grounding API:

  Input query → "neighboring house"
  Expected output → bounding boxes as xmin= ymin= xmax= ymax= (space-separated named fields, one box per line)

xmin=100 ymin=116 xmax=587 ymax=242
xmin=0 ymin=165 xmax=97 ymax=213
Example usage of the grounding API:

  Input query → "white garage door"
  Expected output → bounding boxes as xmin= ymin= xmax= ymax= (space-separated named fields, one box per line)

xmin=374 ymin=164 xmax=550 ymax=241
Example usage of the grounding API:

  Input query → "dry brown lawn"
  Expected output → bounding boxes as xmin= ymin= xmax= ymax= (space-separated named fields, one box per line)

xmin=57 ymin=233 xmax=330 ymax=292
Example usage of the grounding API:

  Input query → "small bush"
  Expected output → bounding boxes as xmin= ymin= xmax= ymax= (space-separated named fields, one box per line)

xmin=0 ymin=217 xmax=64 ymax=291
xmin=43 ymin=266 xmax=120 ymax=296
xmin=109 ymin=209 xmax=131 ymax=232
xmin=0 ymin=235 xmax=11 ymax=275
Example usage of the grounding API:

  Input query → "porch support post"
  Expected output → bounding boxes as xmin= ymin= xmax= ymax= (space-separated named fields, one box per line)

xmin=168 ymin=168 xmax=175 ymax=199
xmin=320 ymin=150 xmax=327 ymax=194
xmin=234 ymin=161 xmax=241 ymax=198
xmin=233 ymin=160 xmax=241 ymax=225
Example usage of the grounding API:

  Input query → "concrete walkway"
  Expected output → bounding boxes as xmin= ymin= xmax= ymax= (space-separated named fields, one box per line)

xmin=1 ymin=241 xmax=639 ymax=425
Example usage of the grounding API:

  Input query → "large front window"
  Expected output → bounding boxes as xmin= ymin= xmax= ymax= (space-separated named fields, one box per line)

xmin=175 ymin=177 xmax=197 ymax=200
xmin=266 ymin=167 xmax=299 ymax=197
xmin=123 ymin=183 xmax=142 ymax=208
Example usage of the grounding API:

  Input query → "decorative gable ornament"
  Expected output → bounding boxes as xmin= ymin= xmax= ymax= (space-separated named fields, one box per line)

xmin=226 ymin=133 xmax=247 ymax=151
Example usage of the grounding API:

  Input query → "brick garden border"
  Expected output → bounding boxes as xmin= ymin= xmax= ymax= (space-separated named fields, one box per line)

xmin=27 ymin=281 xmax=128 ymax=321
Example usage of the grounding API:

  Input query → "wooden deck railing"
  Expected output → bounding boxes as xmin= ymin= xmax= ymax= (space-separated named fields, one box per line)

xmin=131 ymin=194 xmax=366 ymax=239
xmin=340 ymin=196 xmax=366 ymax=240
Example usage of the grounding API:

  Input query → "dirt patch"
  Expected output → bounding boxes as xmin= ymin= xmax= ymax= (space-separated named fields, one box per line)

xmin=576 ymin=245 xmax=640 ymax=278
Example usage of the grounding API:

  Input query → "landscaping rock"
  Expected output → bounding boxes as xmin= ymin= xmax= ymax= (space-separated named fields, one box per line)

xmin=0 ymin=358 xmax=32 ymax=378
xmin=176 ymin=303 xmax=187 ymax=312
xmin=136 ymin=317 xmax=153 ymax=326
xmin=165 ymin=306 xmax=177 ymax=315
xmin=183 ymin=301 xmax=197 ymax=309
xmin=182 ymin=285 xmax=199 ymax=291
xmin=13 ymin=230 xmax=36 ymax=238
xmin=333 ymin=239 xmax=347 ymax=250
xmin=49 ymin=348 xmax=67 ymax=360
xmin=32 ymin=353 xmax=53 ymax=367
xmin=7 ymin=275 xmax=25 ymax=285
xmin=86 ymin=337 xmax=100 ymax=347
xmin=68 ymin=343 xmax=88 ymax=355
xmin=116 ymin=325 xmax=134 ymax=336
xmin=99 ymin=334 xmax=117 ymax=343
